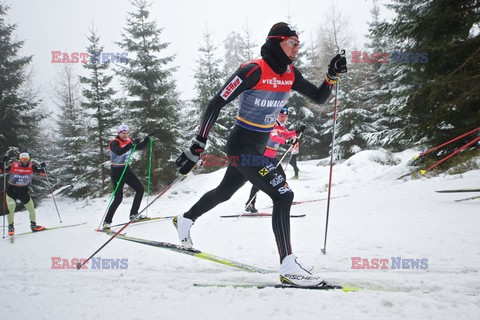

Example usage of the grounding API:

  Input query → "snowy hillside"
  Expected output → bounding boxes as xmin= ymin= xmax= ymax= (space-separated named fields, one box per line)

xmin=1 ymin=149 xmax=479 ymax=320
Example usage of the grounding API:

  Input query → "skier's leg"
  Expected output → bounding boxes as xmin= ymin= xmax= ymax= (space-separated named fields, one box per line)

xmin=247 ymin=185 xmax=260 ymax=207
xmin=184 ymin=165 xmax=248 ymax=221
xmin=24 ymin=198 xmax=36 ymax=223
xmin=123 ymin=168 xmax=144 ymax=218
xmin=174 ymin=165 xmax=248 ymax=248
xmin=6 ymin=194 xmax=16 ymax=226
xmin=289 ymin=155 xmax=299 ymax=177
xmin=234 ymin=158 xmax=294 ymax=261
xmin=104 ymin=168 xmax=125 ymax=224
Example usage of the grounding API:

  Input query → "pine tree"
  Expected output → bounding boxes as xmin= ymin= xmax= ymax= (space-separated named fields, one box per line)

xmin=117 ymin=0 xmax=181 ymax=186
xmin=223 ymin=31 xmax=244 ymax=77
xmin=362 ymin=0 xmax=410 ymax=151
xmin=240 ymin=20 xmax=257 ymax=62
xmin=0 ymin=4 xmax=43 ymax=154
xmin=192 ymin=25 xmax=234 ymax=170
xmin=51 ymin=64 xmax=90 ymax=198
xmin=80 ymin=25 xmax=119 ymax=194
xmin=223 ymin=21 xmax=258 ymax=76
xmin=314 ymin=2 xmax=374 ymax=159
xmin=378 ymin=0 xmax=480 ymax=151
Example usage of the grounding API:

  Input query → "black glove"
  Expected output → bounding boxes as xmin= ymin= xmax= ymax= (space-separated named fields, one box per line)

xmin=295 ymin=125 xmax=306 ymax=135
xmin=327 ymin=51 xmax=347 ymax=80
xmin=133 ymin=138 xmax=141 ymax=145
xmin=143 ymin=136 xmax=151 ymax=143
xmin=148 ymin=132 xmax=155 ymax=137
xmin=2 ymin=155 xmax=8 ymax=163
xmin=176 ymin=138 xmax=206 ymax=175
xmin=40 ymin=162 xmax=46 ymax=168
xmin=286 ymin=137 xmax=299 ymax=145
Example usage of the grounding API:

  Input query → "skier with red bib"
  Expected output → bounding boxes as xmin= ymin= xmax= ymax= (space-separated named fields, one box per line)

xmin=102 ymin=124 xmax=151 ymax=230
xmin=0 ymin=152 xmax=47 ymax=235
xmin=175 ymin=22 xmax=347 ymax=286
xmin=244 ymin=106 xmax=305 ymax=213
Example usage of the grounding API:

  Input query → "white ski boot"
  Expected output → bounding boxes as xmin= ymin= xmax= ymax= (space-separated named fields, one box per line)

xmin=279 ymin=254 xmax=324 ymax=286
xmin=172 ymin=214 xmax=194 ymax=248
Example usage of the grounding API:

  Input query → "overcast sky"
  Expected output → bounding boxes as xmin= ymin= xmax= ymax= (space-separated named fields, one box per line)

xmin=8 ymin=0 xmax=389 ymax=103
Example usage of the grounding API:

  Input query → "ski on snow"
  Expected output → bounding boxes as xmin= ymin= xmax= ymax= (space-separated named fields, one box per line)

xmin=110 ymin=233 xmax=274 ymax=274
xmin=8 ymin=222 xmax=87 ymax=241
xmin=265 ymin=194 xmax=349 ymax=208
xmin=220 ymin=212 xmax=306 ymax=218
xmin=109 ymin=216 xmax=173 ymax=228
xmin=193 ymin=282 xmax=357 ymax=291
xmin=455 ymin=195 xmax=480 ymax=202
xmin=435 ymin=188 xmax=480 ymax=193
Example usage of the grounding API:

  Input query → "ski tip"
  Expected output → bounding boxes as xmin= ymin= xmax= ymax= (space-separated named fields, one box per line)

xmin=341 ymin=286 xmax=360 ymax=292
xmin=419 ymin=169 xmax=426 ymax=175
xmin=413 ymin=155 xmax=419 ymax=160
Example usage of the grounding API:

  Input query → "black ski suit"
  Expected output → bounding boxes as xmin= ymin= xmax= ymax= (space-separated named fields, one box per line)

xmin=104 ymin=136 xmax=149 ymax=224
xmin=184 ymin=40 xmax=332 ymax=261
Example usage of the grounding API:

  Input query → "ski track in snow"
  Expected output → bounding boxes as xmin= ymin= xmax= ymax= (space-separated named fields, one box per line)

xmin=1 ymin=149 xmax=479 ymax=320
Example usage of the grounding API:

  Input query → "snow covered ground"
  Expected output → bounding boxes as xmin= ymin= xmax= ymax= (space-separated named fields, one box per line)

xmin=1 ymin=149 xmax=479 ymax=320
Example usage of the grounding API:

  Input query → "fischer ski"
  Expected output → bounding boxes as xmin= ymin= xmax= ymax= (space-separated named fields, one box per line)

xmin=221 ymin=212 xmax=306 ymax=218
xmin=265 ymin=195 xmax=348 ymax=208
xmin=193 ymin=282 xmax=356 ymax=291
xmin=112 ymin=233 xmax=274 ymax=274
xmin=109 ymin=216 xmax=173 ymax=228
xmin=436 ymin=188 xmax=480 ymax=193
xmin=11 ymin=222 xmax=87 ymax=238
xmin=455 ymin=195 xmax=480 ymax=202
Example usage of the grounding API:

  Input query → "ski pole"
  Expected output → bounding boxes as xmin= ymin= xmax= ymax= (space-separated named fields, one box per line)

xmin=97 ymin=145 xmax=137 ymax=230
xmin=420 ymin=136 xmax=480 ymax=175
xmin=2 ymin=160 xmax=6 ymax=239
xmin=43 ymin=167 xmax=62 ymax=223
xmin=146 ymin=137 xmax=153 ymax=217
xmin=414 ymin=127 xmax=480 ymax=160
xmin=77 ymin=175 xmax=185 ymax=270
xmin=321 ymin=63 xmax=343 ymax=255
xmin=238 ymin=141 xmax=297 ymax=220
xmin=283 ymin=132 xmax=303 ymax=172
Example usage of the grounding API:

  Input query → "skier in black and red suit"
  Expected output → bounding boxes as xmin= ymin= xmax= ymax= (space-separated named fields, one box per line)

xmin=175 ymin=22 xmax=347 ymax=286
xmin=102 ymin=124 xmax=151 ymax=230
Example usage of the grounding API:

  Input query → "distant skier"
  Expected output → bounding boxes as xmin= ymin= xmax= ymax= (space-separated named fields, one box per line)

xmin=0 ymin=153 xmax=47 ymax=235
xmin=244 ymin=107 xmax=305 ymax=213
xmin=288 ymin=135 xmax=300 ymax=179
xmin=175 ymin=22 xmax=347 ymax=286
xmin=103 ymin=124 xmax=151 ymax=230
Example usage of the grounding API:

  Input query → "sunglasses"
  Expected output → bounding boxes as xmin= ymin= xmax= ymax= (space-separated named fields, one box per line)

xmin=267 ymin=36 xmax=300 ymax=48
xmin=119 ymin=131 xmax=130 ymax=134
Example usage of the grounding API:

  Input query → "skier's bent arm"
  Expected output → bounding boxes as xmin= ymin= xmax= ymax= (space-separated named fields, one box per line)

xmin=196 ymin=63 xmax=261 ymax=142
xmin=291 ymin=67 xmax=333 ymax=105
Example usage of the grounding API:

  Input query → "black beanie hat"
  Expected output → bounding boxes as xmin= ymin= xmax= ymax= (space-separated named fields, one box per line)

xmin=267 ymin=22 xmax=298 ymax=39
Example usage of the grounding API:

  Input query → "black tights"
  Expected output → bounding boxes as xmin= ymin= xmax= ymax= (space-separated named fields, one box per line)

xmin=105 ymin=167 xmax=144 ymax=224
xmin=185 ymin=126 xmax=294 ymax=260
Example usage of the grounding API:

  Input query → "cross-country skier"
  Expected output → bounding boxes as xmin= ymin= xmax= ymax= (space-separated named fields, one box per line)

xmin=175 ymin=22 xmax=347 ymax=286
xmin=103 ymin=124 xmax=151 ymax=230
xmin=288 ymin=137 xmax=301 ymax=179
xmin=244 ymin=106 xmax=305 ymax=213
xmin=0 ymin=153 xmax=47 ymax=235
